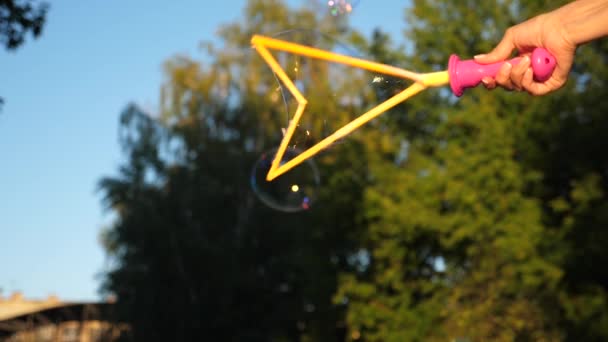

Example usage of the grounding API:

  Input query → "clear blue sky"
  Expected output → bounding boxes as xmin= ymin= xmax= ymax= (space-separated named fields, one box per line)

xmin=0 ymin=0 xmax=408 ymax=301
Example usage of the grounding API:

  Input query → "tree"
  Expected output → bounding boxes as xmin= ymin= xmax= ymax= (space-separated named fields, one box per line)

xmin=0 ymin=0 xmax=49 ymax=108
xmin=99 ymin=0 xmax=608 ymax=340
xmin=336 ymin=0 xmax=608 ymax=341
xmin=0 ymin=0 xmax=48 ymax=50
xmin=99 ymin=0 xmax=372 ymax=340
xmin=515 ymin=13 xmax=608 ymax=342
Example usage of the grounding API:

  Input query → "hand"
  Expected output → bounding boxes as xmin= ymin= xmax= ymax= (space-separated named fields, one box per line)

xmin=475 ymin=13 xmax=576 ymax=96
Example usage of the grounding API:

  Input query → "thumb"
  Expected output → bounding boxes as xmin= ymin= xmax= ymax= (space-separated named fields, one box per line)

xmin=474 ymin=32 xmax=515 ymax=64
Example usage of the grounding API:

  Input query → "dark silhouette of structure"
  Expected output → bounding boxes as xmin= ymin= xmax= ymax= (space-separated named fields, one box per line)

xmin=0 ymin=292 xmax=130 ymax=342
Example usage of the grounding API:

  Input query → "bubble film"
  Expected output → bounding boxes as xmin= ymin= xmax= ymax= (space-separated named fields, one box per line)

xmin=269 ymin=29 xmax=374 ymax=153
xmin=251 ymin=29 xmax=412 ymax=212
xmin=327 ymin=0 xmax=360 ymax=16
xmin=251 ymin=147 xmax=320 ymax=212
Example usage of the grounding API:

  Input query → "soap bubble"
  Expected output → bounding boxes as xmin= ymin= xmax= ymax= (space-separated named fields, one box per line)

xmin=327 ymin=0 xmax=360 ymax=17
xmin=251 ymin=147 xmax=320 ymax=212
xmin=268 ymin=29 xmax=384 ymax=154
xmin=252 ymin=29 xmax=412 ymax=212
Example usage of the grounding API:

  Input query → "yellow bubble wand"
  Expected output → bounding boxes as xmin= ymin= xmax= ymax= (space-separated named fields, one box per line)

xmin=251 ymin=34 xmax=556 ymax=181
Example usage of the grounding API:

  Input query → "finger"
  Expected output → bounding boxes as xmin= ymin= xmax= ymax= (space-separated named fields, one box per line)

xmin=495 ymin=62 xmax=514 ymax=90
xmin=520 ymin=68 xmax=535 ymax=93
xmin=525 ymin=79 xmax=552 ymax=96
xmin=511 ymin=55 xmax=530 ymax=91
xmin=522 ymin=68 xmax=557 ymax=96
xmin=551 ymin=50 xmax=575 ymax=88
xmin=481 ymin=77 xmax=496 ymax=90
xmin=474 ymin=29 xmax=516 ymax=64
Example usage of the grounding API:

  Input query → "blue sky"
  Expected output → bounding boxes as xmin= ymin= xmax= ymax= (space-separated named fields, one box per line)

xmin=0 ymin=0 xmax=407 ymax=301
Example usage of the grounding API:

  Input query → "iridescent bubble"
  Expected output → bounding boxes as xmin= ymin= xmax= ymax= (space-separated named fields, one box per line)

xmin=251 ymin=147 xmax=320 ymax=213
xmin=269 ymin=29 xmax=372 ymax=154
xmin=327 ymin=0 xmax=360 ymax=17
xmin=252 ymin=29 xmax=411 ymax=212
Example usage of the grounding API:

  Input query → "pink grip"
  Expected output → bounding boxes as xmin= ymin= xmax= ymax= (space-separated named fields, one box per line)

xmin=448 ymin=48 xmax=556 ymax=97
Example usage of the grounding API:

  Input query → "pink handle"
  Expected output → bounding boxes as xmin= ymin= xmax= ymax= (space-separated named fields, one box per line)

xmin=448 ymin=48 xmax=556 ymax=97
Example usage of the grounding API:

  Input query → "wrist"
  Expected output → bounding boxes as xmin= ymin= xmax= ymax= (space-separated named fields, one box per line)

xmin=547 ymin=10 xmax=577 ymax=49
xmin=553 ymin=0 xmax=608 ymax=45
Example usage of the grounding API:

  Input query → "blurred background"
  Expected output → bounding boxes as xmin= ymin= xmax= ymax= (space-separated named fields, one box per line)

xmin=1 ymin=0 xmax=607 ymax=341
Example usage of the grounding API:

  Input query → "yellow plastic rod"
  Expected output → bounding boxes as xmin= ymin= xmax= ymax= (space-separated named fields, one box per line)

xmin=266 ymin=83 xmax=426 ymax=180
xmin=250 ymin=34 xmax=450 ymax=181
xmin=252 ymin=35 xmax=424 ymax=83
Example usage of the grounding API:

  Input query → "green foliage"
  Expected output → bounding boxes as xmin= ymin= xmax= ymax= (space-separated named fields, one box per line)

xmin=100 ymin=0 xmax=608 ymax=341
xmin=99 ymin=1 xmax=370 ymax=340
xmin=336 ymin=0 xmax=608 ymax=341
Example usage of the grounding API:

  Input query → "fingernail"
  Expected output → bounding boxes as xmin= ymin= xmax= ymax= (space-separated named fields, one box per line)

xmin=522 ymin=55 xmax=530 ymax=64
xmin=504 ymin=62 xmax=512 ymax=69
xmin=474 ymin=54 xmax=486 ymax=59
xmin=481 ymin=77 xmax=490 ymax=85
